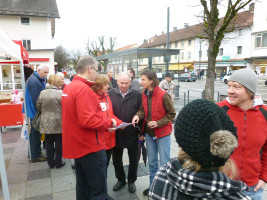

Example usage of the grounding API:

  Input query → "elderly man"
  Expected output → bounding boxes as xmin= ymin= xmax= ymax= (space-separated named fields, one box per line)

xmin=217 ymin=68 xmax=267 ymax=200
xmin=159 ymin=73 xmax=175 ymax=102
xmin=24 ymin=64 xmax=49 ymax=162
xmin=106 ymin=69 xmax=117 ymax=89
xmin=108 ymin=72 xmax=142 ymax=193
xmin=62 ymin=55 xmax=116 ymax=200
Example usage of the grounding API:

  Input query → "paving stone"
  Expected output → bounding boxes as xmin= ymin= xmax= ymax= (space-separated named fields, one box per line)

xmin=25 ymin=178 xmax=52 ymax=198
xmin=50 ymin=159 xmax=73 ymax=178
xmin=2 ymin=138 xmax=18 ymax=144
xmin=52 ymin=174 xmax=75 ymax=193
xmin=7 ymin=167 xmax=28 ymax=184
xmin=53 ymin=189 xmax=76 ymax=200
xmin=29 ymin=161 xmax=49 ymax=171
xmin=27 ymin=168 xmax=51 ymax=181
xmin=2 ymin=142 xmax=18 ymax=148
xmin=25 ymin=194 xmax=53 ymax=200
xmin=0 ymin=182 xmax=26 ymax=200
xmin=3 ymin=147 xmax=15 ymax=154
xmin=4 ymin=153 xmax=12 ymax=160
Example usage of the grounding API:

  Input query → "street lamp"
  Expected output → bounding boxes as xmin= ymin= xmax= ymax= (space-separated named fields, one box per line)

xmin=198 ymin=38 xmax=203 ymax=80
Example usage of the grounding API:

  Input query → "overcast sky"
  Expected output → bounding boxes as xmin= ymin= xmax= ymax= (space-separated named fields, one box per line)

xmin=53 ymin=0 xmax=252 ymax=52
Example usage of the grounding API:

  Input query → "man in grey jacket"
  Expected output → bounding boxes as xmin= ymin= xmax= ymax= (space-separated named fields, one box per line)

xmin=128 ymin=68 xmax=140 ymax=91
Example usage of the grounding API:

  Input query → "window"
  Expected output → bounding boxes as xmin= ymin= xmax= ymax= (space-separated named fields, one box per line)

xmin=22 ymin=40 xmax=31 ymax=50
xmin=219 ymin=48 xmax=223 ymax=56
xmin=238 ymin=29 xmax=242 ymax=36
xmin=175 ymin=42 xmax=178 ymax=48
xmin=237 ymin=46 xmax=242 ymax=54
xmin=181 ymin=40 xmax=184 ymax=48
xmin=21 ymin=17 xmax=30 ymax=25
xmin=255 ymin=32 xmax=267 ymax=48
xmin=188 ymin=39 xmax=191 ymax=46
xmin=175 ymin=55 xmax=178 ymax=60
xmin=181 ymin=52 xmax=184 ymax=59
xmin=188 ymin=51 xmax=191 ymax=59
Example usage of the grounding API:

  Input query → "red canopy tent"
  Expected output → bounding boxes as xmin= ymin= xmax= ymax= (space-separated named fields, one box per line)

xmin=12 ymin=40 xmax=29 ymax=64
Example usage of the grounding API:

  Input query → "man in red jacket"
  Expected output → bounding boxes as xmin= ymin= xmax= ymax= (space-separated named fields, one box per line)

xmin=62 ymin=55 xmax=116 ymax=200
xmin=217 ymin=68 xmax=267 ymax=200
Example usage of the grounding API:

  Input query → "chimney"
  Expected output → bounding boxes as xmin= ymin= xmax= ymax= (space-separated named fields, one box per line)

xmin=249 ymin=3 xmax=254 ymax=11
xmin=173 ymin=27 xmax=177 ymax=31
xmin=184 ymin=23 xmax=189 ymax=29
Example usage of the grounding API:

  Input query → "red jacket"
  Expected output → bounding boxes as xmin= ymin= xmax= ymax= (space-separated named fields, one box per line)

xmin=217 ymin=100 xmax=267 ymax=186
xmin=142 ymin=86 xmax=172 ymax=138
xmin=96 ymin=93 xmax=122 ymax=150
xmin=62 ymin=76 xmax=112 ymax=159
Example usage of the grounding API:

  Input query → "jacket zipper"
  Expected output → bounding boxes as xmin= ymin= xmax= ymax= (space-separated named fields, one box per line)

xmin=102 ymin=98 xmax=111 ymax=148
xmin=95 ymin=130 xmax=99 ymax=145
xmin=240 ymin=111 xmax=247 ymax=179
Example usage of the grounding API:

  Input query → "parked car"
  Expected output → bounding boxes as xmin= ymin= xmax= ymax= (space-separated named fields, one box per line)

xmin=223 ymin=70 xmax=236 ymax=84
xmin=265 ymin=79 xmax=267 ymax=86
xmin=178 ymin=72 xmax=197 ymax=82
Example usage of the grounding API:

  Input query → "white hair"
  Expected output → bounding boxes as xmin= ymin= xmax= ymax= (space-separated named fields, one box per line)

xmin=106 ymin=69 xmax=113 ymax=74
xmin=56 ymin=72 xmax=64 ymax=77
xmin=117 ymin=71 xmax=131 ymax=81
xmin=37 ymin=64 xmax=49 ymax=71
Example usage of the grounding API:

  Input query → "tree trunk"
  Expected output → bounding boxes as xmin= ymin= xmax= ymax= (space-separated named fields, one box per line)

xmin=205 ymin=44 xmax=216 ymax=101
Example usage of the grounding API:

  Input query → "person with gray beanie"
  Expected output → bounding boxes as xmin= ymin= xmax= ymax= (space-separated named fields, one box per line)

xmin=217 ymin=68 xmax=267 ymax=200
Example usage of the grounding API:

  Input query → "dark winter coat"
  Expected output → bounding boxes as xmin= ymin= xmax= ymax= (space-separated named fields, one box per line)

xmin=108 ymin=86 xmax=142 ymax=148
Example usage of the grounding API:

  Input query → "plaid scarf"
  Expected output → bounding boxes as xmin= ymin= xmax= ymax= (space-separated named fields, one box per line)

xmin=149 ymin=159 xmax=251 ymax=200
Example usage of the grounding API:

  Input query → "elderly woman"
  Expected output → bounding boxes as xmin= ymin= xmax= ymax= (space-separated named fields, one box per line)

xmin=37 ymin=75 xmax=64 ymax=169
xmin=149 ymin=99 xmax=251 ymax=200
xmin=91 ymin=74 xmax=122 ymax=171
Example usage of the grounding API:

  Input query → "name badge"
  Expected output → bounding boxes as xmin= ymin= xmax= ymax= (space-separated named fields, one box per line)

xmin=100 ymin=102 xmax=108 ymax=111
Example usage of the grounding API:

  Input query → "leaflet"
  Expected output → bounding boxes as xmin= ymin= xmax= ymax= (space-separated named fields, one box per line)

xmin=115 ymin=122 xmax=133 ymax=130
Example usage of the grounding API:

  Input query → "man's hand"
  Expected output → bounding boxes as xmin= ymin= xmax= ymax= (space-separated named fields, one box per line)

xmin=254 ymin=179 xmax=266 ymax=191
xmin=147 ymin=121 xmax=157 ymax=129
xmin=132 ymin=115 xmax=139 ymax=127
xmin=111 ymin=119 xmax=117 ymax=128
xmin=108 ymin=128 xmax=116 ymax=132
xmin=138 ymin=135 xmax=144 ymax=141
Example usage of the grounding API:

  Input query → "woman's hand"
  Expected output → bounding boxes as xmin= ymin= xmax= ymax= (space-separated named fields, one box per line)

xmin=254 ymin=179 xmax=266 ymax=191
xmin=132 ymin=115 xmax=139 ymax=127
xmin=147 ymin=121 xmax=157 ymax=129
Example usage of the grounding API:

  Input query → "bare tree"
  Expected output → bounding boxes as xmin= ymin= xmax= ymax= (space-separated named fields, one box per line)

xmin=200 ymin=0 xmax=252 ymax=100
xmin=54 ymin=45 xmax=70 ymax=71
xmin=69 ymin=48 xmax=83 ymax=68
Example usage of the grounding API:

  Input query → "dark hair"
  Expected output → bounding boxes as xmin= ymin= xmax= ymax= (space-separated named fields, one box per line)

xmin=141 ymin=70 xmax=159 ymax=88
xmin=165 ymin=73 xmax=172 ymax=78
xmin=128 ymin=68 xmax=136 ymax=78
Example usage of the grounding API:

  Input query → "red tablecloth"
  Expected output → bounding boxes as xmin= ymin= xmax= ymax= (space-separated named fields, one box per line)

xmin=0 ymin=103 xmax=24 ymax=126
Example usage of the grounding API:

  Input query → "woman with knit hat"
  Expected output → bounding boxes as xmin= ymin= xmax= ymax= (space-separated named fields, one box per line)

xmin=149 ymin=99 xmax=251 ymax=200
xmin=132 ymin=70 xmax=176 ymax=196
xmin=217 ymin=68 xmax=267 ymax=200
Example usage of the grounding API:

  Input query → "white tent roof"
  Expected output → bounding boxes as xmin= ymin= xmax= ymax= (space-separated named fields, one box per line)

xmin=0 ymin=27 xmax=21 ymax=61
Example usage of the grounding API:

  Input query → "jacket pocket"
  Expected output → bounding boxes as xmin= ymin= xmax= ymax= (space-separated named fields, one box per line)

xmin=95 ymin=130 xmax=99 ymax=145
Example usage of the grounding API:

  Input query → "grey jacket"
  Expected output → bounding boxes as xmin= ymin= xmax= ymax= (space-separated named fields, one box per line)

xmin=36 ymin=85 xmax=63 ymax=134
xmin=131 ymin=78 xmax=140 ymax=91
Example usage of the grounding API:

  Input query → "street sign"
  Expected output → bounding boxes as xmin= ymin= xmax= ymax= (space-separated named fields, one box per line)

xmin=222 ymin=56 xmax=230 ymax=61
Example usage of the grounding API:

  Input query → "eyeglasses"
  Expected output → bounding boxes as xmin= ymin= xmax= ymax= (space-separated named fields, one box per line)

xmin=91 ymin=66 xmax=100 ymax=72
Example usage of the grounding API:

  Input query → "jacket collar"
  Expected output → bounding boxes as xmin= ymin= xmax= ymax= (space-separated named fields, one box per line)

xmin=225 ymin=97 xmax=263 ymax=111
xmin=73 ymin=75 xmax=95 ymax=87
xmin=114 ymin=85 xmax=133 ymax=96
xmin=45 ymin=85 xmax=59 ymax=90
xmin=33 ymin=71 xmax=45 ymax=83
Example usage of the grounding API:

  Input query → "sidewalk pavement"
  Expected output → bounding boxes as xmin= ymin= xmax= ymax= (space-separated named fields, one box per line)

xmin=1 ymin=126 xmax=267 ymax=200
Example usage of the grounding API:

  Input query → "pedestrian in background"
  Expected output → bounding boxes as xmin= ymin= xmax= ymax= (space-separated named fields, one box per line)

xmin=132 ymin=70 xmax=176 ymax=196
xmin=56 ymin=72 xmax=67 ymax=90
xmin=62 ymin=55 xmax=117 ymax=200
xmin=106 ymin=69 xmax=117 ymax=89
xmin=108 ymin=72 xmax=142 ymax=193
xmin=37 ymin=75 xmax=64 ymax=169
xmin=149 ymin=99 xmax=251 ymax=200
xmin=218 ymin=68 xmax=267 ymax=200
xmin=24 ymin=64 xmax=49 ymax=162
xmin=128 ymin=67 xmax=140 ymax=91
xmin=159 ymin=72 xmax=175 ymax=102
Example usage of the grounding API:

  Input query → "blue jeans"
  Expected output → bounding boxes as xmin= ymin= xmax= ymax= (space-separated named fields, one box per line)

xmin=145 ymin=134 xmax=171 ymax=186
xmin=29 ymin=119 xmax=41 ymax=159
xmin=242 ymin=184 xmax=264 ymax=200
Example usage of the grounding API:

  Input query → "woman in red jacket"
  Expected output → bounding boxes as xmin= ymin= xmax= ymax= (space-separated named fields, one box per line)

xmin=132 ymin=70 xmax=176 ymax=196
xmin=92 ymin=74 xmax=122 ymax=170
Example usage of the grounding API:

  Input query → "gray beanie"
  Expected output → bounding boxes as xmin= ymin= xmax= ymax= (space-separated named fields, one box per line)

xmin=229 ymin=68 xmax=257 ymax=94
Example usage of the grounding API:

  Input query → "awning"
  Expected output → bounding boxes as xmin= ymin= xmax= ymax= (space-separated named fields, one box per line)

xmin=169 ymin=63 xmax=193 ymax=70
xmin=12 ymin=40 xmax=29 ymax=64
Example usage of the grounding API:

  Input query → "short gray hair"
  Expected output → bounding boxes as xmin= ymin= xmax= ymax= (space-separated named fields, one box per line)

xmin=76 ymin=55 xmax=98 ymax=74
xmin=106 ymin=69 xmax=113 ymax=74
xmin=37 ymin=64 xmax=49 ymax=71
xmin=117 ymin=71 xmax=131 ymax=81
xmin=56 ymin=72 xmax=64 ymax=77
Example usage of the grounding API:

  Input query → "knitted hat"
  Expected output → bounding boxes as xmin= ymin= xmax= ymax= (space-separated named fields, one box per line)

xmin=229 ymin=68 xmax=257 ymax=94
xmin=175 ymin=99 xmax=238 ymax=169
